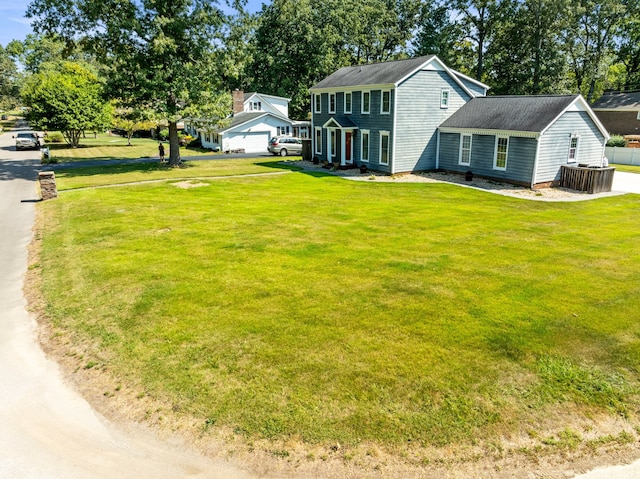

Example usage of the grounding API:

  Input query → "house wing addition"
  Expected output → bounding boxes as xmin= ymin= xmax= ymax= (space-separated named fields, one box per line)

xmin=439 ymin=95 xmax=582 ymax=134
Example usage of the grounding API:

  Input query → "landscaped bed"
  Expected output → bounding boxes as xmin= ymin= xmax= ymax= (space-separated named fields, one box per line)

xmin=32 ymin=161 xmax=640 ymax=477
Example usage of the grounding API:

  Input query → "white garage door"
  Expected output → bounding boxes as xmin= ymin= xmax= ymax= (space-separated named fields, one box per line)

xmin=227 ymin=132 xmax=269 ymax=153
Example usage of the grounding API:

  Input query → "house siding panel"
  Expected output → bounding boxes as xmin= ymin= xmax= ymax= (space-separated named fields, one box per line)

xmin=312 ymin=91 xmax=394 ymax=171
xmin=395 ymin=70 xmax=472 ymax=173
xmin=439 ymin=133 xmax=536 ymax=184
xmin=536 ymin=111 xmax=606 ymax=184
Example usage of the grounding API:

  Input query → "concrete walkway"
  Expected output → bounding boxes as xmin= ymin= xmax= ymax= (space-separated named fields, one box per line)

xmin=0 ymin=126 xmax=269 ymax=479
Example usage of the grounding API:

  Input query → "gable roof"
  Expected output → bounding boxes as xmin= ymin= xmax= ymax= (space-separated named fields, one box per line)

xmin=440 ymin=95 xmax=592 ymax=134
xmin=591 ymin=91 xmax=640 ymax=111
xmin=243 ymin=92 xmax=292 ymax=103
xmin=310 ymin=56 xmax=489 ymax=97
xmin=218 ymin=111 xmax=291 ymax=133
xmin=312 ymin=56 xmax=436 ymax=90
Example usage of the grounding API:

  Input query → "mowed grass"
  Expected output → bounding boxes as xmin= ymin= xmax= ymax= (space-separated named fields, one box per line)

xmin=611 ymin=163 xmax=640 ymax=174
xmin=36 ymin=169 xmax=640 ymax=450
xmin=45 ymin=132 xmax=217 ymax=162
xmin=52 ymin=158 xmax=301 ymax=190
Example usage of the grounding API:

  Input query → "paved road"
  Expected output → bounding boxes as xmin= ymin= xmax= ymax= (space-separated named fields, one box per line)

xmin=0 ymin=125 xmax=271 ymax=479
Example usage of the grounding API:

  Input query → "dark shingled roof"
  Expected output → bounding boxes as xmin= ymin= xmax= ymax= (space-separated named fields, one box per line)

xmin=311 ymin=56 xmax=436 ymax=89
xmin=439 ymin=95 xmax=580 ymax=132
xmin=591 ymin=91 xmax=640 ymax=110
xmin=219 ymin=111 xmax=268 ymax=132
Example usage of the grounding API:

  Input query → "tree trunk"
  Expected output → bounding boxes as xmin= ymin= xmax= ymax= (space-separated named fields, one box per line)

xmin=168 ymin=121 xmax=181 ymax=166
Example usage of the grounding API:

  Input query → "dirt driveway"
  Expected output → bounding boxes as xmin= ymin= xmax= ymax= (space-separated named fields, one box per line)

xmin=0 ymin=125 xmax=271 ymax=479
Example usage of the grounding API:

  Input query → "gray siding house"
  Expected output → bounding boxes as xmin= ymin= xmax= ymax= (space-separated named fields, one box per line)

xmin=309 ymin=55 xmax=489 ymax=174
xmin=439 ymin=95 xmax=609 ymax=187
xmin=311 ymin=56 xmax=609 ymax=188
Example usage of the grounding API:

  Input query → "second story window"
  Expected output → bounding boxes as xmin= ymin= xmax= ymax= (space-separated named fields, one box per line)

xmin=362 ymin=91 xmax=370 ymax=114
xmin=329 ymin=93 xmax=336 ymax=113
xmin=250 ymin=101 xmax=261 ymax=111
xmin=314 ymin=94 xmax=321 ymax=113
xmin=440 ymin=89 xmax=450 ymax=109
xmin=344 ymin=92 xmax=352 ymax=114
xmin=381 ymin=90 xmax=390 ymax=114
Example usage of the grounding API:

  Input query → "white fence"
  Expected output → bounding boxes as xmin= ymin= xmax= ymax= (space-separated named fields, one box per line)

xmin=606 ymin=147 xmax=640 ymax=166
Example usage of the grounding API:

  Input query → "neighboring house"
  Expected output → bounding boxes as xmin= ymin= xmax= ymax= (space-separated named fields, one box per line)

xmin=310 ymin=55 xmax=608 ymax=188
xmin=591 ymin=91 xmax=640 ymax=136
xmin=185 ymin=91 xmax=310 ymax=154
xmin=309 ymin=55 xmax=489 ymax=174
xmin=439 ymin=95 xmax=609 ymax=188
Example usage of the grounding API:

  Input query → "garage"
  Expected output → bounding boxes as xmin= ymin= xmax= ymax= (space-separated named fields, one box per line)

xmin=226 ymin=132 xmax=269 ymax=153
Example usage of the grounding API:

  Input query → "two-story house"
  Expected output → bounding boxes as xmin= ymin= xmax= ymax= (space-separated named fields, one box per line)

xmin=311 ymin=55 xmax=609 ymax=188
xmin=186 ymin=90 xmax=310 ymax=154
xmin=309 ymin=55 xmax=489 ymax=174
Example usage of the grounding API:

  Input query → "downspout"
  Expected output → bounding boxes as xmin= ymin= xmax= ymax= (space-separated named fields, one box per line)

xmin=391 ymin=87 xmax=397 ymax=174
xmin=310 ymin=92 xmax=315 ymax=158
xmin=530 ymin=134 xmax=541 ymax=189
xmin=435 ymin=129 xmax=441 ymax=170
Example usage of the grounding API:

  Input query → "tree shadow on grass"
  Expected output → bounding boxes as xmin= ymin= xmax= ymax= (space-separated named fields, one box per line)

xmin=254 ymin=160 xmax=334 ymax=178
xmin=52 ymin=161 xmax=188 ymax=180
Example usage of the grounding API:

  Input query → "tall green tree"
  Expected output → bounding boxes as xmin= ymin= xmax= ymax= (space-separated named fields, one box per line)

xmin=21 ymin=61 xmax=112 ymax=146
xmin=488 ymin=0 xmax=569 ymax=94
xmin=614 ymin=6 xmax=640 ymax=90
xmin=413 ymin=1 xmax=465 ymax=70
xmin=0 ymin=45 xmax=20 ymax=110
xmin=6 ymin=33 xmax=92 ymax=74
xmin=453 ymin=0 xmax=513 ymax=81
xmin=27 ymin=0 xmax=226 ymax=165
xmin=562 ymin=0 xmax=627 ymax=101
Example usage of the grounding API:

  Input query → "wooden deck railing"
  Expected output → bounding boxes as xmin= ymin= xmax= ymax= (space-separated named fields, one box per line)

xmin=560 ymin=165 xmax=615 ymax=194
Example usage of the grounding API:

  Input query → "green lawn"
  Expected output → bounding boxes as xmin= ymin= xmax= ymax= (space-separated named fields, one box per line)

xmin=35 ymin=165 xmax=640 ymax=460
xmin=52 ymin=158 xmax=301 ymax=190
xmin=44 ymin=132 xmax=217 ymax=162
xmin=612 ymin=163 xmax=640 ymax=174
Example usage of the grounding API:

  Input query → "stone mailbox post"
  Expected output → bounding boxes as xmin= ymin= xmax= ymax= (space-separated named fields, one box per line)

xmin=38 ymin=171 xmax=58 ymax=200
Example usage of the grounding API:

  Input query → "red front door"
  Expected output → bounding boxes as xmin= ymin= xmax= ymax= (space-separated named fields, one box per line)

xmin=346 ymin=132 xmax=352 ymax=163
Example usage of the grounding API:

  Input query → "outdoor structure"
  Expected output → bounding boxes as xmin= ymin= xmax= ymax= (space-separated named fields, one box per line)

xmin=185 ymin=91 xmax=310 ymax=154
xmin=438 ymin=95 xmax=609 ymax=188
xmin=310 ymin=55 xmax=609 ymax=188
xmin=591 ymin=90 xmax=640 ymax=136
xmin=309 ymin=55 xmax=489 ymax=174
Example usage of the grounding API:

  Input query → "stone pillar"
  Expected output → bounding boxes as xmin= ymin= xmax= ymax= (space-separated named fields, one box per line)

xmin=38 ymin=171 xmax=58 ymax=200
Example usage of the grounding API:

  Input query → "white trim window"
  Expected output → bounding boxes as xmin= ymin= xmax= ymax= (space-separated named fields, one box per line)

xmin=440 ymin=89 xmax=450 ymax=109
xmin=362 ymin=91 xmax=370 ymax=114
xmin=330 ymin=130 xmax=336 ymax=157
xmin=329 ymin=93 xmax=336 ymax=114
xmin=314 ymin=94 xmax=321 ymax=114
xmin=344 ymin=92 xmax=352 ymax=114
xmin=379 ymin=131 xmax=390 ymax=165
xmin=381 ymin=90 xmax=391 ymax=114
xmin=494 ymin=136 xmax=509 ymax=170
xmin=568 ymin=135 xmax=579 ymax=163
xmin=361 ymin=129 xmax=370 ymax=162
xmin=315 ymin=127 xmax=322 ymax=155
xmin=459 ymin=134 xmax=472 ymax=165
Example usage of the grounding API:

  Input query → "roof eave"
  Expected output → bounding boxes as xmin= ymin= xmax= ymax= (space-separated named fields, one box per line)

xmin=439 ymin=126 xmax=540 ymax=138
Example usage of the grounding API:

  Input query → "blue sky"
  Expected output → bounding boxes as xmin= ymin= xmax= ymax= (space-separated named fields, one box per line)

xmin=0 ymin=0 xmax=267 ymax=47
